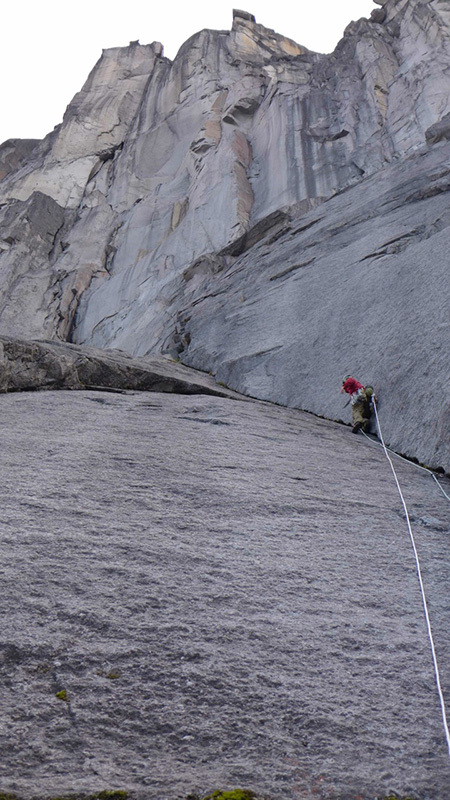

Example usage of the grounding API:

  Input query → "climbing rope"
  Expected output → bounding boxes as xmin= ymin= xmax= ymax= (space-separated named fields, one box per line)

xmin=370 ymin=398 xmax=450 ymax=756
xmin=361 ymin=430 xmax=450 ymax=503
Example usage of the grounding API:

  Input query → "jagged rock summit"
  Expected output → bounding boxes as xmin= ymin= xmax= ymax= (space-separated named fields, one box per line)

xmin=0 ymin=0 xmax=449 ymax=469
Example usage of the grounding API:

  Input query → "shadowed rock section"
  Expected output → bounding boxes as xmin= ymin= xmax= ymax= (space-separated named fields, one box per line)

xmin=0 ymin=336 xmax=243 ymax=398
xmin=0 ymin=0 xmax=449 ymax=468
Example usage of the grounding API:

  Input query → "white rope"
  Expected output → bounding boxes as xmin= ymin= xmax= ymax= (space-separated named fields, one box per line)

xmin=431 ymin=474 xmax=450 ymax=502
xmin=371 ymin=398 xmax=450 ymax=756
xmin=361 ymin=430 xmax=450 ymax=503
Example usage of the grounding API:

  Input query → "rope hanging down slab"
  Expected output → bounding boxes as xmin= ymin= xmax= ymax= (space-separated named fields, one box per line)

xmin=361 ymin=430 xmax=450 ymax=503
xmin=371 ymin=399 xmax=450 ymax=756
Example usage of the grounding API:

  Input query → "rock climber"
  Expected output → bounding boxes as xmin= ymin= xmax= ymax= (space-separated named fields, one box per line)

xmin=340 ymin=375 xmax=374 ymax=433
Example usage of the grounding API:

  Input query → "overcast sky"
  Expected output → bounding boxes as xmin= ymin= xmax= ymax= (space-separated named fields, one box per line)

xmin=1 ymin=0 xmax=375 ymax=145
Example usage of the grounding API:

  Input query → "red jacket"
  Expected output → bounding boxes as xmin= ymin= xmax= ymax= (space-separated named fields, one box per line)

xmin=341 ymin=377 xmax=364 ymax=396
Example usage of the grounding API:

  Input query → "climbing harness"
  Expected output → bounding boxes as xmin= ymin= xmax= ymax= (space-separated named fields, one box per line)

xmin=370 ymin=397 xmax=450 ymax=756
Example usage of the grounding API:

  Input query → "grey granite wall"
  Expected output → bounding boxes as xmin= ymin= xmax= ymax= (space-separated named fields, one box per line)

xmin=0 ymin=0 xmax=449 ymax=468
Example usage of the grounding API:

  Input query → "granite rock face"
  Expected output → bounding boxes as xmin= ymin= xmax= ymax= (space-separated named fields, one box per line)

xmin=0 ymin=138 xmax=40 ymax=181
xmin=170 ymin=142 xmax=450 ymax=473
xmin=0 ymin=390 xmax=449 ymax=799
xmin=0 ymin=0 xmax=449 ymax=468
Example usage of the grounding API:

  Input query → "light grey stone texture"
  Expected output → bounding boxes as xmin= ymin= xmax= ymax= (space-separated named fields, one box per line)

xmin=0 ymin=138 xmax=40 ymax=181
xmin=174 ymin=142 xmax=450 ymax=472
xmin=0 ymin=192 xmax=66 ymax=339
xmin=71 ymin=0 xmax=450 ymax=376
xmin=0 ymin=390 xmax=449 ymax=799
xmin=0 ymin=42 xmax=162 ymax=209
xmin=0 ymin=0 xmax=449 ymax=469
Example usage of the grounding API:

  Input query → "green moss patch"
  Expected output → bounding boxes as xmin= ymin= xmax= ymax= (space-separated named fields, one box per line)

xmin=202 ymin=791 xmax=255 ymax=800
xmin=95 ymin=794 xmax=128 ymax=800
xmin=381 ymin=796 xmax=418 ymax=800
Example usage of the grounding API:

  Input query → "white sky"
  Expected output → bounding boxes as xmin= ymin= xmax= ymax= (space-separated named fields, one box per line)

xmin=0 ymin=0 xmax=375 ymax=145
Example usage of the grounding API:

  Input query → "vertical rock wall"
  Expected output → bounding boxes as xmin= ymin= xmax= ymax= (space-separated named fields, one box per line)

xmin=0 ymin=0 xmax=449 ymax=467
